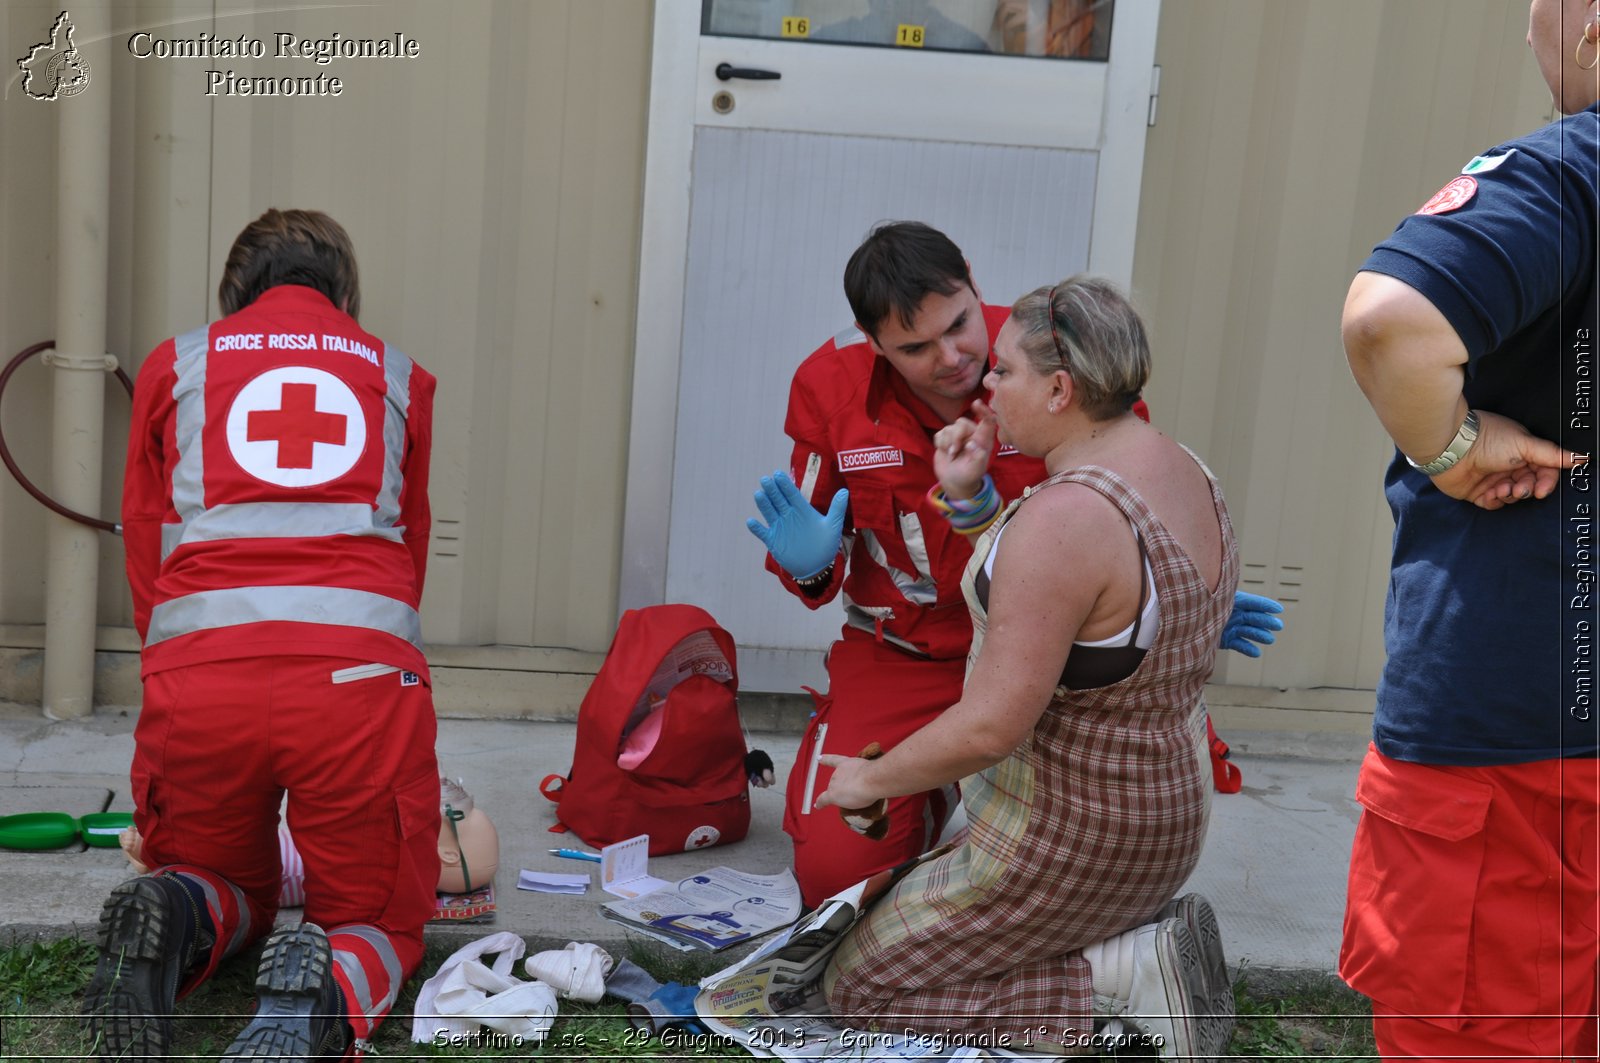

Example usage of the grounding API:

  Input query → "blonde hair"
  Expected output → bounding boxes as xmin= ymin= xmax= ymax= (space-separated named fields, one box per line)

xmin=1010 ymin=275 xmax=1149 ymax=420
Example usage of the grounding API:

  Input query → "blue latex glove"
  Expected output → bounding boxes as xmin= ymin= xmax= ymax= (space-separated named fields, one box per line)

xmin=1220 ymin=591 xmax=1284 ymax=657
xmin=745 ymin=470 xmax=848 ymax=581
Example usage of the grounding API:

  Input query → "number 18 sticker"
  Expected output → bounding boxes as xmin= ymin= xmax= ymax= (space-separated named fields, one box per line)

xmin=896 ymin=24 xmax=925 ymax=47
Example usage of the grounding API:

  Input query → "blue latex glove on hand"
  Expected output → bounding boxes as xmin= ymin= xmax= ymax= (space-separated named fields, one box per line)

xmin=1221 ymin=591 xmax=1284 ymax=657
xmin=745 ymin=471 xmax=848 ymax=581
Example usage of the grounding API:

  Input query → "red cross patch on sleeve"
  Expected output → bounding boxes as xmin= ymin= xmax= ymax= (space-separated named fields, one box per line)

xmin=1416 ymin=176 xmax=1477 ymax=216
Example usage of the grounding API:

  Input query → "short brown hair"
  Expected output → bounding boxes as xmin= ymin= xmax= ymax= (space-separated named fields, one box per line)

xmin=217 ymin=209 xmax=361 ymax=318
xmin=844 ymin=222 xmax=974 ymax=338
xmin=1010 ymin=276 xmax=1149 ymax=421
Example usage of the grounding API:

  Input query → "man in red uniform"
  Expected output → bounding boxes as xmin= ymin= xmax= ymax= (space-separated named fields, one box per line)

xmin=748 ymin=222 xmax=1281 ymax=906
xmin=84 ymin=209 xmax=439 ymax=1062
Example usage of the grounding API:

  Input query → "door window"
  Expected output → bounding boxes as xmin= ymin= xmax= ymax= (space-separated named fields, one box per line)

xmin=702 ymin=0 xmax=1114 ymax=60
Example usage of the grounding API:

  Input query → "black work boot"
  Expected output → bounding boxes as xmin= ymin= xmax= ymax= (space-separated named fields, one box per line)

xmin=82 ymin=873 xmax=208 ymax=1059
xmin=220 ymin=923 xmax=353 ymax=1061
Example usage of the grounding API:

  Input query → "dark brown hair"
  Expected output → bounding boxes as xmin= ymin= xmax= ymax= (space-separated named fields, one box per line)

xmin=844 ymin=221 xmax=974 ymax=338
xmin=217 ymin=209 xmax=361 ymax=318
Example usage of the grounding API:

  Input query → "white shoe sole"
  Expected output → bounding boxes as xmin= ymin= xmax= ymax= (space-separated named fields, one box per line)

xmin=1159 ymin=894 xmax=1235 ymax=1060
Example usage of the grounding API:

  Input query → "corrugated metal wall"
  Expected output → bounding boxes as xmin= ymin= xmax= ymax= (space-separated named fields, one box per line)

xmin=0 ymin=0 xmax=1563 ymax=717
xmin=1 ymin=0 xmax=651 ymax=670
xmin=1132 ymin=0 xmax=1552 ymax=704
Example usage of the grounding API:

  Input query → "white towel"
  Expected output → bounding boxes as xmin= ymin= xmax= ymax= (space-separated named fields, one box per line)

xmin=522 ymin=942 xmax=614 ymax=1003
xmin=410 ymin=932 xmax=557 ymax=1044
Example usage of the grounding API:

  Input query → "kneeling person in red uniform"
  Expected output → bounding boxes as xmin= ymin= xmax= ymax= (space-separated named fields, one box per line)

xmin=84 ymin=209 xmax=440 ymax=1062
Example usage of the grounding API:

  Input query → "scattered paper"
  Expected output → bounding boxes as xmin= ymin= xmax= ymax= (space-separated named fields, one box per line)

xmin=601 ymin=866 xmax=803 ymax=951
xmin=517 ymin=869 xmax=588 ymax=894
xmin=599 ymin=834 xmax=671 ymax=899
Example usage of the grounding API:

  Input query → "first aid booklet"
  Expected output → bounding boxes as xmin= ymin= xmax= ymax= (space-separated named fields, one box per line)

xmin=599 ymin=865 xmax=803 ymax=951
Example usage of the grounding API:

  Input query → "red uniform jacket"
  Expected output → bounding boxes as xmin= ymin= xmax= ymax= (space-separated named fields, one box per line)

xmin=769 ymin=305 xmax=1046 ymax=661
xmin=122 ymin=285 xmax=435 ymax=678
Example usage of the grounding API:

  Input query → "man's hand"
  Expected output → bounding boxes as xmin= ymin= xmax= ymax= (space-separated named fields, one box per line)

xmin=745 ymin=471 xmax=848 ymax=579
xmin=1428 ymin=410 xmax=1586 ymax=510
xmin=933 ymin=399 xmax=999 ymax=499
xmin=1221 ymin=591 xmax=1284 ymax=658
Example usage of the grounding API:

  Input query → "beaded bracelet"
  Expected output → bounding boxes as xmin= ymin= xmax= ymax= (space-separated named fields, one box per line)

xmin=793 ymin=561 xmax=835 ymax=594
xmin=925 ymin=475 xmax=1003 ymax=535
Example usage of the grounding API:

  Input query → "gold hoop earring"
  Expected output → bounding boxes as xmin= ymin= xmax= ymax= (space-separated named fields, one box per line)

xmin=1578 ymin=30 xmax=1600 ymax=72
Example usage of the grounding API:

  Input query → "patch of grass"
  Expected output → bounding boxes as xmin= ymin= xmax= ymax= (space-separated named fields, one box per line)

xmin=0 ymin=937 xmax=96 ymax=1004
xmin=1228 ymin=968 xmax=1377 ymax=1061
xmin=0 ymin=938 xmax=99 ymax=1063
xmin=0 ymin=935 xmax=1376 ymax=1061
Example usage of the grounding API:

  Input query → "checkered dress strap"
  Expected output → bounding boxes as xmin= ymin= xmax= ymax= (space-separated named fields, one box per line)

xmin=964 ymin=452 xmax=1237 ymax=706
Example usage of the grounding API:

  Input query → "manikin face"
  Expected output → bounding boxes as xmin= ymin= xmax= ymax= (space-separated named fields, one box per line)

xmin=438 ymin=806 xmax=499 ymax=894
xmin=1529 ymin=0 xmax=1600 ymax=115
xmin=867 ymin=283 xmax=991 ymax=417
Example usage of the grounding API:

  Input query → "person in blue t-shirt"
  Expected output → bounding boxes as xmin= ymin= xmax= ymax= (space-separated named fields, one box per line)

xmin=1339 ymin=1 xmax=1600 ymax=1057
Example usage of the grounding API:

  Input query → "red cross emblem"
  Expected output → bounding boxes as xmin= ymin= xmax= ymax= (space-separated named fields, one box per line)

xmin=246 ymin=382 xmax=348 ymax=469
xmin=225 ymin=367 xmax=366 ymax=488
xmin=684 ymin=826 xmax=721 ymax=850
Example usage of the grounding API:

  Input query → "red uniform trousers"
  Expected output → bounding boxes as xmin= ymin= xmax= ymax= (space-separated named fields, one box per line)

xmin=132 ymin=655 xmax=441 ymax=1040
xmin=783 ymin=631 xmax=962 ymax=908
xmin=1341 ymin=744 xmax=1599 ymax=1061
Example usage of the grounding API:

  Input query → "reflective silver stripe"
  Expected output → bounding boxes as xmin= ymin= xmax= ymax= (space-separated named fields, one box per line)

xmin=840 ymin=594 xmax=929 ymax=657
xmin=146 ymin=586 xmax=422 ymax=649
xmin=169 ymin=326 xmax=211 ymax=522
xmin=374 ymin=344 xmax=412 ymax=530
xmin=171 ymin=872 xmax=254 ymax=959
xmin=799 ymin=452 xmax=822 ymax=503
xmin=160 ymin=502 xmax=405 ymax=562
xmin=860 ymin=527 xmax=938 ymax=605
xmin=331 ymin=924 xmax=403 ymax=1019
xmin=897 ymin=511 xmax=936 ymax=590
xmin=832 ymin=323 xmax=865 ymax=348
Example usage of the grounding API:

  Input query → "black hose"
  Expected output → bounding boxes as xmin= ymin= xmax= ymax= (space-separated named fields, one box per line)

xmin=0 ymin=341 xmax=134 ymax=535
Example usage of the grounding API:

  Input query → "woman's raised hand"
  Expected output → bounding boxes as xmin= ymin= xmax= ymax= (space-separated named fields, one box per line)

xmin=933 ymin=399 xmax=999 ymax=500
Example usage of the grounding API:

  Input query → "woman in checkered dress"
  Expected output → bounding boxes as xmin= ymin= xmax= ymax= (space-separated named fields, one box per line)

xmin=815 ymin=276 xmax=1238 ymax=1050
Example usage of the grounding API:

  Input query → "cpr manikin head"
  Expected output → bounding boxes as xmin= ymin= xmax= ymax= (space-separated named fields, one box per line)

xmin=438 ymin=776 xmax=499 ymax=894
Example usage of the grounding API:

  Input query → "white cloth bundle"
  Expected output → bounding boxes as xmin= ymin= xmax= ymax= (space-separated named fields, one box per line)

xmin=522 ymin=942 xmax=614 ymax=1003
xmin=410 ymin=932 xmax=557 ymax=1044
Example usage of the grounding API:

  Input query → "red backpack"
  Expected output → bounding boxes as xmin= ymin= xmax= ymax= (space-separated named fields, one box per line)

xmin=539 ymin=605 xmax=751 ymax=856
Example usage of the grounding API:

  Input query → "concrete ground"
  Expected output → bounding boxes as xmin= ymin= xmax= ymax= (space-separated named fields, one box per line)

xmin=0 ymin=704 xmax=1364 ymax=977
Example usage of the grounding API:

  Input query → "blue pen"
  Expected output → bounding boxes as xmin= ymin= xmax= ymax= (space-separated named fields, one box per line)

xmin=548 ymin=848 xmax=602 ymax=863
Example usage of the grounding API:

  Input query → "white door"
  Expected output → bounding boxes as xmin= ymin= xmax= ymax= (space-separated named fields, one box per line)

xmin=622 ymin=0 xmax=1161 ymax=692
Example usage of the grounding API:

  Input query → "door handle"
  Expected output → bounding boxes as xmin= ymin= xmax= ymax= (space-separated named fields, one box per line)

xmin=715 ymin=62 xmax=780 ymax=81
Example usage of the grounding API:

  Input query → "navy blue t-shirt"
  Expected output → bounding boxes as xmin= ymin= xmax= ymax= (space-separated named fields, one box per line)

xmin=1362 ymin=104 xmax=1600 ymax=765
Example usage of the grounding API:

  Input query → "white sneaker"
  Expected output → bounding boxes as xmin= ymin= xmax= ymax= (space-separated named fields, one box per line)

xmin=1082 ymin=918 xmax=1206 ymax=1061
xmin=1158 ymin=893 xmax=1235 ymax=1056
